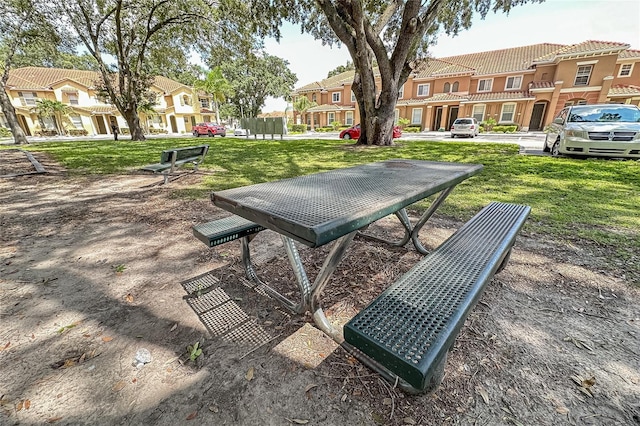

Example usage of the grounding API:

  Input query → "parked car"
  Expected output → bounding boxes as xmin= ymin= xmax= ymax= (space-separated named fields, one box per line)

xmin=339 ymin=124 xmax=402 ymax=140
xmin=450 ymin=117 xmax=479 ymax=138
xmin=233 ymin=128 xmax=249 ymax=136
xmin=193 ymin=122 xmax=226 ymax=137
xmin=544 ymin=104 xmax=640 ymax=158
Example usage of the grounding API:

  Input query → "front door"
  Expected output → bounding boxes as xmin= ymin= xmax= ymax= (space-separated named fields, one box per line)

xmin=95 ymin=116 xmax=107 ymax=134
xmin=433 ymin=107 xmax=443 ymax=131
xmin=447 ymin=106 xmax=459 ymax=130
xmin=169 ymin=115 xmax=177 ymax=133
xmin=529 ymin=102 xmax=547 ymax=131
xmin=18 ymin=115 xmax=31 ymax=136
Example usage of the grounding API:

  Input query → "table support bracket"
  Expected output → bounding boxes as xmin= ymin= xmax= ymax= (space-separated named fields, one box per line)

xmin=357 ymin=185 xmax=457 ymax=255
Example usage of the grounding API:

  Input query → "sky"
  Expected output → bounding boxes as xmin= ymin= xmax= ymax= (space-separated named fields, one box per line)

xmin=262 ymin=0 xmax=640 ymax=112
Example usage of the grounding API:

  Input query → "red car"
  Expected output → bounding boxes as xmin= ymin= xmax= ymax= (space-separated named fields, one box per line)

xmin=339 ymin=124 xmax=402 ymax=140
xmin=193 ymin=122 xmax=226 ymax=137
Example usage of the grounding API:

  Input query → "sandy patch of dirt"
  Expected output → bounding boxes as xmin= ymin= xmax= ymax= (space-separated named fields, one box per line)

xmin=0 ymin=151 xmax=638 ymax=425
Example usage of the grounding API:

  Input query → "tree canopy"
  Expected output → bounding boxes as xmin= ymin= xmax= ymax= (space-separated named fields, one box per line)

xmin=248 ymin=0 xmax=545 ymax=145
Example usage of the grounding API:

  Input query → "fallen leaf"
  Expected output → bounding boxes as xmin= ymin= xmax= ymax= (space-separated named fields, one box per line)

xmin=47 ymin=417 xmax=63 ymax=423
xmin=556 ymin=406 xmax=570 ymax=414
xmin=24 ymin=399 xmax=31 ymax=409
xmin=125 ymin=294 xmax=134 ymax=303
xmin=112 ymin=381 xmax=126 ymax=392
xmin=16 ymin=400 xmax=23 ymax=411
xmin=245 ymin=367 xmax=254 ymax=381
xmin=403 ymin=418 xmax=417 ymax=425
xmin=170 ymin=323 xmax=177 ymax=332
xmin=476 ymin=385 xmax=490 ymax=404
xmin=102 ymin=336 xmax=113 ymax=342
xmin=0 ymin=342 xmax=10 ymax=351
xmin=582 ymin=377 xmax=596 ymax=388
xmin=132 ymin=378 xmax=137 ymax=383
xmin=186 ymin=411 xmax=197 ymax=420
xmin=341 ymin=394 xmax=347 ymax=402
xmin=304 ymin=384 xmax=318 ymax=394
xmin=286 ymin=418 xmax=309 ymax=424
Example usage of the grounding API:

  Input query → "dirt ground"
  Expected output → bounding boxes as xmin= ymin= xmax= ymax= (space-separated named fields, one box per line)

xmin=1 ymin=150 xmax=639 ymax=426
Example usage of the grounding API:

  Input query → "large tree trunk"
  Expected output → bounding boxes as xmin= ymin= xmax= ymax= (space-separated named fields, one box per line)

xmin=122 ymin=108 xmax=146 ymax=140
xmin=0 ymin=86 xmax=29 ymax=145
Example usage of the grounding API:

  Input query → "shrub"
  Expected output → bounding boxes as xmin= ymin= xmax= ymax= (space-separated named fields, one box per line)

xmin=35 ymin=129 xmax=59 ymax=137
xmin=404 ymin=126 xmax=422 ymax=133
xmin=314 ymin=126 xmax=334 ymax=132
xmin=288 ymin=124 xmax=307 ymax=133
xmin=149 ymin=128 xmax=168 ymax=134
xmin=481 ymin=117 xmax=497 ymax=131
xmin=492 ymin=125 xmax=518 ymax=133
xmin=0 ymin=127 xmax=12 ymax=138
xmin=119 ymin=127 xmax=130 ymax=135
xmin=330 ymin=121 xmax=342 ymax=131
xmin=68 ymin=129 xmax=88 ymax=136
xmin=397 ymin=117 xmax=410 ymax=129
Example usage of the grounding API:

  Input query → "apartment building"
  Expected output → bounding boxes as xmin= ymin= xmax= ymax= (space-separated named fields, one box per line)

xmin=292 ymin=40 xmax=640 ymax=132
xmin=3 ymin=67 xmax=218 ymax=137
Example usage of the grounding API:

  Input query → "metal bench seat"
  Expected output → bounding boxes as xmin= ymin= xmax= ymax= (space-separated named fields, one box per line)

xmin=343 ymin=202 xmax=530 ymax=393
xmin=193 ymin=216 xmax=265 ymax=247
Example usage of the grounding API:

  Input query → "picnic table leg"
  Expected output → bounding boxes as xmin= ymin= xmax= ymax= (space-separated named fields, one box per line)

xmin=240 ymin=235 xmax=306 ymax=313
xmin=356 ymin=185 xmax=457 ymax=254
xmin=309 ymin=231 xmax=358 ymax=342
xmin=410 ymin=185 xmax=456 ymax=254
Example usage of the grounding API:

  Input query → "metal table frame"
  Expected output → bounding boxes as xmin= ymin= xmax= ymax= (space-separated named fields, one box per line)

xmin=212 ymin=160 xmax=483 ymax=343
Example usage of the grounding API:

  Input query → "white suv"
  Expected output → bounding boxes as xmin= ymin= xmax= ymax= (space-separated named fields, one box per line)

xmin=450 ymin=118 xmax=479 ymax=138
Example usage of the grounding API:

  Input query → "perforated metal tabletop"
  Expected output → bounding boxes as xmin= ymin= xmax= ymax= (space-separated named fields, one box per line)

xmin=212 ymin=160 xmax=483 ymax=248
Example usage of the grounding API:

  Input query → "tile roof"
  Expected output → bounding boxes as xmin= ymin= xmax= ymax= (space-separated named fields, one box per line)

xmin=7 ymin=67 xmax=100 ymax=90
xmin=74 ymin=105 xmax=118 ymax=114
xmin=153 ymin=75 xmax=191 ymax=94
xmin=438 ymin=43 xmax=565 ymax=75
xmin=412 ymin=58 xmax=475 ymax=79
xmin=307 ymin=104 xmax=355 ymax=112
xmin=463 ymin=91 xmax=535 ymax=103
xmin=619 ymin=49 xmax=640 ymax=59
xmin=534 ymin=40 xmax=630 ymax=62
xmin=529 ymin=81 xmax=555 ymax=89
xmin=608 ymin=84 xmax=640 ymax=96
xmin=7 ymin=67 xmax=189 ymax=94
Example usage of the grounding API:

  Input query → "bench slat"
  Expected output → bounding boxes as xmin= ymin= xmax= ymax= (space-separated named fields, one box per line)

xmin=193 ymin=216 xmax=265 ymax=247
xmin=344 ymin=202 xmax=530 ymax=391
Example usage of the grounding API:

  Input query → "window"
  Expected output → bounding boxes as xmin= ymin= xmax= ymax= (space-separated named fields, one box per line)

xmin=398 ymin=84 xmax=404 ymax=99
xmin=452 ymin=81 xmax=459 ymax=92
xmin=332 ymin=92 xmax=341 ymax=103
xmin=328 ymin=112 xmax=335 ymax=123
xmin=411 ymin=108 xmax=423 ymax=125
xmin=312 ymin=94 xmax=317 ymax=103
xmin=417 ymin=83 xmax=430 ymax=97
xmin=199 ymin=98 xmax=210 ymax=108
xmin=472 ymin=105 xmax=485 ymax=122
xmin=345 ymin=111 xmax=354 ymax=125
xmin=351 ymin=91 xmax=356 ymax=102
xmin=443 ymin=82 xmax=450 ymax=93
xmin=478 ymin=79 xmax=492 ymax=92
xmin=574 ymin=65 xmax=592 ymax=86
xmin=69 ymin=114 xmax=83 ymax=129
xmin=505 ymin=76 xmax=522 ymax=90
xmin=68 ymin=94 xmax=79 ymax=106
xmin=618 ymin=63 xmax=633 ymax=77
xmin=500 ymin=103 xmax=516 ymax=122
xmin=19 ymin=92 xmax=38 ymax=106
xmin=180 ymin=95 xmax=191 ymax=106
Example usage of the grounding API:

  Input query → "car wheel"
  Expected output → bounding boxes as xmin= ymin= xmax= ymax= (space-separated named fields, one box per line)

xmin=208 ymin=131 xmax=214 ymax=137
xmin=551 ymin=139 xmax=561 ymax=157
xmin=469 ymin=134 xmax=474 ymax=138
xmin=193 ymin=131 xmax=199 ymax=137
xmin=451 ymin=134 xmax=456 ymax=138
xmin=542 ymin=135 xmax=551 ymax=152
xmin=342 ymin=134 xmax=351 ymax=140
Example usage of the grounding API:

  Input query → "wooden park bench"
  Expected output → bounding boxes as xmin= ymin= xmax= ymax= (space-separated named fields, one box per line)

xmin=141 ymin=144 xmax=209 ymax=184
xmin=343 ymin=202 xmax=531 ymax=393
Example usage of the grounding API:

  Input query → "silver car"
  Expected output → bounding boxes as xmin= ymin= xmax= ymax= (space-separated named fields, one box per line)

xmin=544 ymin=104 xmax=640 ymax=158
xmin=450 ymin=118 xmax=479 ymax=138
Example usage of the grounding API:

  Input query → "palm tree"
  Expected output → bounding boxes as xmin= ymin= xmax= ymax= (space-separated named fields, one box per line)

xmin=293 ymin=96 xmax=317 ymax=128
xmin=33 ymin=99 xmax=70 ymax=135
xmin=194 ymin=67 xmax=232 ymax=124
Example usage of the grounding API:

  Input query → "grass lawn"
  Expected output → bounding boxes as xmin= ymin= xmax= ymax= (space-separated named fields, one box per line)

xmin=5 ymin=137 xmax=639 ymax=283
